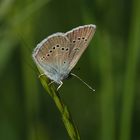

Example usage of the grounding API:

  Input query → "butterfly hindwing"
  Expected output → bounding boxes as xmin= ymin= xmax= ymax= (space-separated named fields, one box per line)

xmin=65 ymin=24 xmax=96 ymax=71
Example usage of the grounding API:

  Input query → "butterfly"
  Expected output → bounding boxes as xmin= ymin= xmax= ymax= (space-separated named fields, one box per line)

xmin=32 ymin=24 xmax=96 ymax=91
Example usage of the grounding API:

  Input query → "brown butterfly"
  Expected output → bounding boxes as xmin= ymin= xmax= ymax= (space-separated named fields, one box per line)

xmin=32 ymin=24 xmax=96 ymax=91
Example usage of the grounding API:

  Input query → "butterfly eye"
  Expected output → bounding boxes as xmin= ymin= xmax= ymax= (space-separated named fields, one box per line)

xmin=61 ymin=47 xmax=65 ymax=50
xmin=47 ymin=54 xmax=50 ymax=57
xmin=49 ymin=50 xmax=52 ymax=53
xmin=73 ymin=40 xmax=76 ymax=43
xmin=53 ymin=46 xmax=55 ymax=49
xmin=82 ymin=37 xmax=85 ymax=39
xmin=63 ymin=61 xmax=66 ymax=64
xmin=85 ymin=38 xmax=87 ymax=41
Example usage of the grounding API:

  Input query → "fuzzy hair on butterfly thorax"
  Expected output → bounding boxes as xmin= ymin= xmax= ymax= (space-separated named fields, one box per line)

xmin=32 ymin=24 xmax=96 ymax=84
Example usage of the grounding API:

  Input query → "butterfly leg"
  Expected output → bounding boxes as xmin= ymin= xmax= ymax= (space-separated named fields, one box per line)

xmin=48 ymin=81 xmax=55 ymax=86
xmin=57 ymin=81 xmax=63 ymax=91
xmin=38 ymin=73 xmax=45 ymax=78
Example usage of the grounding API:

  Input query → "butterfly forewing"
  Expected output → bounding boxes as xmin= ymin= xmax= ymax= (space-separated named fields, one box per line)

xmin=65 ymin=24 xmax=96 ymax=71
xmin=32 ymin=33 xmax=71 ymax=83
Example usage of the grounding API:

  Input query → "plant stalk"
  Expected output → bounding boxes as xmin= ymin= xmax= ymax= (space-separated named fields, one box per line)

xmin=39 ymin=75 xmax=80 ymax=140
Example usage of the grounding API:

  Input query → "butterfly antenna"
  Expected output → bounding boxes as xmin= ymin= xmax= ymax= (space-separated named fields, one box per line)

xmin=71 ymin=73 xmax=95 ymax=92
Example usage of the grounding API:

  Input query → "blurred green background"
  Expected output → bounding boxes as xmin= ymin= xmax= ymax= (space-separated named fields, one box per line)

xmin=0 ymin=0 xmax=140 ymax=140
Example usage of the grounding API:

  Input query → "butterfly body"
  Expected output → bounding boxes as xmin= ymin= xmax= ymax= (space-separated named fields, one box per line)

xmin=32 ymin=24 xmax=96 ymax=86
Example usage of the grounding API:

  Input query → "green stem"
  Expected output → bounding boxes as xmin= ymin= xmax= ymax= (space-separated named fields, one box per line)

xmin=39 ymin=75 xmax=80 ymax=140
xmin=120 ymin=0 xmax=140 ymax=140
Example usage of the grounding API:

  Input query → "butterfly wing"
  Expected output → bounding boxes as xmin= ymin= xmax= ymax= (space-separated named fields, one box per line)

xmin=65 ymin=24 xmax=96 ymax=71
xmin=32 ymin=33 xmax=71 ymax=84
